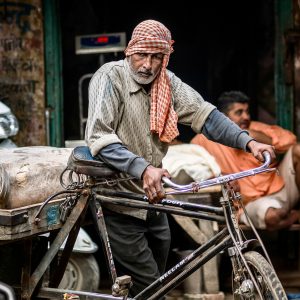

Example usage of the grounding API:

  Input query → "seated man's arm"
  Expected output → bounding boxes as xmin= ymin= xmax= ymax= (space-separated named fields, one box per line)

xmin=247 ymin=129 xmax=272 ymax=146
xmin=250 ymin=121 xmax=297 ymax=153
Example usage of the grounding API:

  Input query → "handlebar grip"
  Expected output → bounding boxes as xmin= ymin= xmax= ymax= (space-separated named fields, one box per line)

xmin=262 ymin=151 xmax=271 ymax=165
xmin=162 ymin=176 xmax=173 ymax=187
xmin=162 ymin=176 xmax=185 ymax=189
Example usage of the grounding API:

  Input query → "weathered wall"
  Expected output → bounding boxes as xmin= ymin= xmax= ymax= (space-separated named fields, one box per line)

xmin=0 ymin=0 xmax=46 ymax=146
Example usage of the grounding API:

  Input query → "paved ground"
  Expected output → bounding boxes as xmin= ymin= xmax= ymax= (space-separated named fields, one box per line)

xmin=97 ymin=288 xmax=300 ymax=299
xmin=165 ymin=290 xmax=230 ymax=300
xmin=165 ymin=289 xmax=300 ymax=300
xmin=99 ymin=279 xmax=300 ymax=299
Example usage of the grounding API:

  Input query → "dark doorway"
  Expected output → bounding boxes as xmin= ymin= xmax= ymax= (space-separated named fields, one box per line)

xmin=59 ymin=0 xmax=275 ymax=143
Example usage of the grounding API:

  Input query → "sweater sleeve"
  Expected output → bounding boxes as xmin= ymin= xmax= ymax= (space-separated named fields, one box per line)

xmin=202 ymin=109 xmax=254 ymax=151
xmin=96 ymin=143 xmax=150 ymax=179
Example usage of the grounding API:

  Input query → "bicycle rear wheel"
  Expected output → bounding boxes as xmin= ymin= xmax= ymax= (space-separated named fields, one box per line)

xmin=232 ymin=250 xmax=287 ymax=300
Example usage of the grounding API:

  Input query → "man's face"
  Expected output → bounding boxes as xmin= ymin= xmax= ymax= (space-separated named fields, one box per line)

xmin=128 ymin=53 xmax=163 ymax=85
xmin=226 ymin=102 xmax=251 ymax=129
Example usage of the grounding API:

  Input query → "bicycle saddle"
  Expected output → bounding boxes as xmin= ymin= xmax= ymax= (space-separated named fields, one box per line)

xmin=67 ymin=146 xmax=119 ymax=177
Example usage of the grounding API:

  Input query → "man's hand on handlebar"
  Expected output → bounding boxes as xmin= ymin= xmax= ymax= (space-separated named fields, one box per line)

xmin=247 ymin=140 xmax=276 ymax=162
xmin=142 ymin=165 xmax=171 ymax=203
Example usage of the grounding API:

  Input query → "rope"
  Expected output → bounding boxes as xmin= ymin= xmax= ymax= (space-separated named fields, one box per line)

xmin=0 ymin=164 xmax=9 ymax=204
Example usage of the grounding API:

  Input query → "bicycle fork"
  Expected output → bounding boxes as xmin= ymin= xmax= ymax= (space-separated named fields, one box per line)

xmin=221 ymin=187 xmax=264 ymax=300
xmin=228 ymin=247 xmax=252 ymax=298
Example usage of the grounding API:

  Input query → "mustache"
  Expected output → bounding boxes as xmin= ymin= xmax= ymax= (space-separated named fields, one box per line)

xmin=138 ymin=70 xmax=153 ymax=76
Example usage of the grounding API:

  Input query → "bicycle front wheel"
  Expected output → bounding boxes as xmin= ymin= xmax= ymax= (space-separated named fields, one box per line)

xmin=232 ymin=250 xmax=287 ymax=300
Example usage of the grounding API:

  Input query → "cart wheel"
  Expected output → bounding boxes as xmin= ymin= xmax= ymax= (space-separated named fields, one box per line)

xmin=59 ymin=253 xmax=100 ymax=291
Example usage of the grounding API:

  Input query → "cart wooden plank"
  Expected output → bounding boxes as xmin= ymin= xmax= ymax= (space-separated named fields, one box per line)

xmin=0 ymin=198 xmax=65 ymax=241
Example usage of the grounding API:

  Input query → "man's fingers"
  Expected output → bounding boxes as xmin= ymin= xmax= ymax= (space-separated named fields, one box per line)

xmin=257 ymin=152 xmax=264 ymax=162
xmin=163 ymin=169 xmax=171 ymax=178
xmin=248 ymin=140 xmax=277 ymax=163
xmin=147 ymin=189 xmax=156 ymax=202
xmin=157 ymin=189 xmax=165 ymax=199
xmin=147 ymin=188 xmax=165 ymax=203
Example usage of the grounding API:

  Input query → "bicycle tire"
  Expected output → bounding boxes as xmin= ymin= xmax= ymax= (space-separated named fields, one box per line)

xmin=232 ymin=250 xmax=287 ymax=300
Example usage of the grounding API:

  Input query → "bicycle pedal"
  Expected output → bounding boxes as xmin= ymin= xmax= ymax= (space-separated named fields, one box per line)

xmin=112 ymin=275 xmax=132 ymax=297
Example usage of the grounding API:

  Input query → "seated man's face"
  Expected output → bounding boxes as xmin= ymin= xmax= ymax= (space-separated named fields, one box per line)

xmin=226 ymin=102 xmax=251 ymax=129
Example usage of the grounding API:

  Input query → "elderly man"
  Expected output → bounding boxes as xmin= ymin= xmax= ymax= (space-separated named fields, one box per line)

xmin=85 ymin=21 xmax=275 ymax=297
xmin=191 ymin=90 xmax=300 ymax=231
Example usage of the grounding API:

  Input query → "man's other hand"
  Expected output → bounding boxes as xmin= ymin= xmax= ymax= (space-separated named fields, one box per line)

xmin=247 ymin=140 xmax=276 ymax=162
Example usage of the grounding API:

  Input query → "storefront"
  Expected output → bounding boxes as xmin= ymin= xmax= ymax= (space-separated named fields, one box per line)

xmin=0 ymin=0 xmax=299 ymax=146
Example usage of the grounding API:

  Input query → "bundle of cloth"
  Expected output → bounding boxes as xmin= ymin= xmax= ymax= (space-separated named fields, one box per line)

xmin=162 ymin=143 xmax=221 ymax=185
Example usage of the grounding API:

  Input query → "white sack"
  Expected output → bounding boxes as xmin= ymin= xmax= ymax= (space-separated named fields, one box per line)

xmin=0 ymin=146 xmax=72 ymax=208
xmin=162 ymin=144 xmax=221 ymax=184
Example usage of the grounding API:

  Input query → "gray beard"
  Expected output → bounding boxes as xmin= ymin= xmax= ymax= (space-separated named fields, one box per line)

xmin=127 ymin=57 xmax=158 ymax=85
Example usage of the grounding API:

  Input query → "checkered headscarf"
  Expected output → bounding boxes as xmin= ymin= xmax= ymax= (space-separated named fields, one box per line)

xmin=125 ymin=20 xmax=179 ymax=143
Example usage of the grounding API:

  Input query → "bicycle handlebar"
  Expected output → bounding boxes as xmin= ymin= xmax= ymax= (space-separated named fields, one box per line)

xmin=163 ymin=151 xmax=275 ymax=193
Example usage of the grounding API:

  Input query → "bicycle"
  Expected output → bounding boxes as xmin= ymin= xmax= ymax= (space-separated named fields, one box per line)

xmin=33 ymin=146 xmax=287 ymax=300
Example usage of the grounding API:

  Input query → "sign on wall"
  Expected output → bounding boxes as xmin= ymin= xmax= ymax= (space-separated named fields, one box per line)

xmin=0 ymin=0 xmax=45 ymax=146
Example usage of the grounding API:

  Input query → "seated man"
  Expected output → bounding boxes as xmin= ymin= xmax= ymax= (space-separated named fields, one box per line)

xmin=191 ymin=90 xmax=300 ymax=230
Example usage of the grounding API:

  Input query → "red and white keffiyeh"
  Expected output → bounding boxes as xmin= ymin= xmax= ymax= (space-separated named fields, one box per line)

xmin=125 ymin=20 xmax=179 ymax=143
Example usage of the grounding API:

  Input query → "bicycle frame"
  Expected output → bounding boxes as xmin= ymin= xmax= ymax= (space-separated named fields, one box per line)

xmin=36 ymin=152 xmax=285 ymax=300
xmin=75 ymin=153 xmax=274 ymax=300
xmin=93 ymin=191 xmax=229 ymax=300
xmin=91 ymin=186 xmax=262 ymax=299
